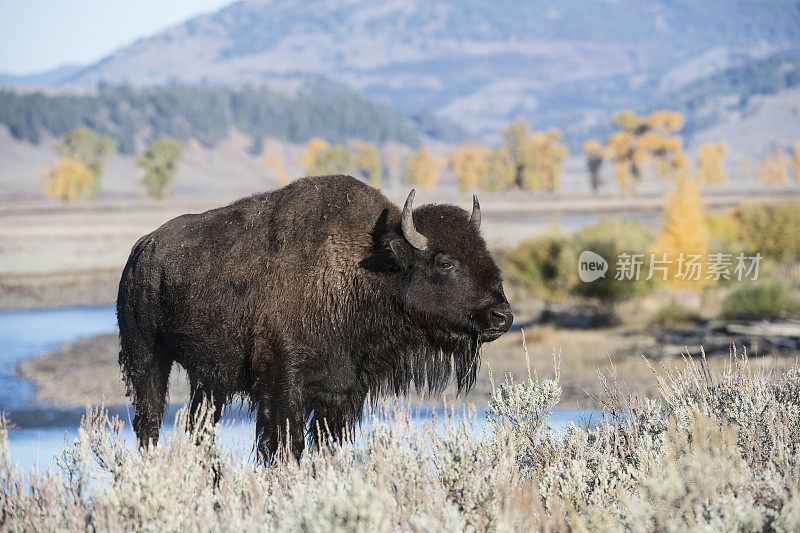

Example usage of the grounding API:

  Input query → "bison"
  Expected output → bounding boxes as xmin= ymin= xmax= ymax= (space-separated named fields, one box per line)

xmin=118 ymin=175 xmax=512 ymax=460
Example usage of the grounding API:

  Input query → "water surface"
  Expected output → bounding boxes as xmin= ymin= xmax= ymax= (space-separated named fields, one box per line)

xmin=1 ymin=305 xmax=602 ymax=472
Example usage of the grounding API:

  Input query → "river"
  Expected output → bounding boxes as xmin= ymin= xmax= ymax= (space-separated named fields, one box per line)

xmin=0 ymin=305 xmax=602 ymax=472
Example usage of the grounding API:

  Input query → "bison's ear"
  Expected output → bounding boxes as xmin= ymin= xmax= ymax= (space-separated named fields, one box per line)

xmin=388 ymin=237 xmax=413 ymax=269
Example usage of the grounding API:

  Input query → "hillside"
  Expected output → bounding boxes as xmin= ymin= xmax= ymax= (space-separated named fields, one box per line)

xmin=578 ymin=51 xmax=800 ymax=155
xmin=658 ymin=52 xmax=800 ymax=139
xmin=0 ymin=81 xmax=467 ymax=155
xmin=52 ymin=0 xmax=800 ymax=142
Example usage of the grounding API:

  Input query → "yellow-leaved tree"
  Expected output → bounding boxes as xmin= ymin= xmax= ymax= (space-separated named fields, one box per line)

xmin=351 ymin=141 xmax=382 ymax=187
xmin=651 ymin=175 xmax=709 ymax=287
xmin=382 ymin=142 xmax=412 ymax=188
xmin=498 ymin=117 xmax=568 ymax=193
xmin=264 ymin=153 xmax=288 ymax=186
xmin=756 ymin=149 xmax=789 ymax=185
xmin=697 ymin=142 xmax=729 ymax=184
xmin=582 ymin=138 xmax=605 ymax=193
xmin=791 ymin=141 xmax=800 ymax=183
xmin=301 ymin=138 xmax=330 ymax=175
xmin=501 ymin=117 xmax=529 ymax=189
xmin=529 ymin=128 xmax=568 ymax=193
xmin=404 ymin=147 xmax=443 ymax=191
xmin=55 ymin=126 xmax=116 ymax=178
xmin=448 ymin=143 xmax=491 ymax=191
xmin=485 ymin=147 xmax=516 ymax=192
xmin=137 ymin=138 xmax=184 ymax=200
xmin=605 ymin=110 xmax=685 ymax=195
xmin=41 ymin=157 xmax=97 ymax=202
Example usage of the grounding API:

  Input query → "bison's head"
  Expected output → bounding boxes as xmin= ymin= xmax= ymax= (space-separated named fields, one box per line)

xmin=388 ymin=190 xmax=513 ymax=344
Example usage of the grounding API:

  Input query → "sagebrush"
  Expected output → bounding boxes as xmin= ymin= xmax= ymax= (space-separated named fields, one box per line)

xmin=2 ymin=347 xmax=799 ymax=531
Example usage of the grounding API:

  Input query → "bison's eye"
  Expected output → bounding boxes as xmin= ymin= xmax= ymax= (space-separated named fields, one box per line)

xmin=435 ymin=254 xmax=457 ymax=273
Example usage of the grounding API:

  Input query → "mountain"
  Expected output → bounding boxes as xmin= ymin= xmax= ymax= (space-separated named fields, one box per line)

xmin=657 ymin=52 xmax=800 ymax=139
xmin=0 ymin=64 xmax=86 ymax=88
xmin=57 ymin=0 xmax=800 ymax=142
xmin=573 ymin=51 xmax=800 ymax=152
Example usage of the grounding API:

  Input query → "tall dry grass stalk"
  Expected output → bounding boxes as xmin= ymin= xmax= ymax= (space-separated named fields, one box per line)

xmin=2 ymin=346 xmax=799 ymax=531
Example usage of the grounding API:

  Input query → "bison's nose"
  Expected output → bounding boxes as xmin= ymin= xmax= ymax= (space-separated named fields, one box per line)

xmin=489 ymin=308 xmax=513 ymax=332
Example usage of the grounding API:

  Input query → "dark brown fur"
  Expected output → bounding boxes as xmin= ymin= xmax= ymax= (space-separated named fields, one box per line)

xmin=118 ymin=175 xmax=512 ymax=460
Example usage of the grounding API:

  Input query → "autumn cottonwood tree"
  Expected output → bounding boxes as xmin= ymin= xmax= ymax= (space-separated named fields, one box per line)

xmin=651 ymin=140 xmax=713 ymax=288
xmin=301 ymin=138 xmax=382 ymax=185
xmin=350 ymin=141 xmax=382 ymax=187
xmin=582 ymin=139 xmax=605 ymax=194
xmin=264 ymin=153 xmax=288 ymax=186
xmin=41 ymin=157 xmax=96 ymax=202
xmin=137 ymin=138 xmax=184 ymax=200
xmin=792 ymin=141 xmax=800 ymax=183
xmin=404 ymin=147 xmax=443 ymax=191
xmin=525 ymin=129 xmax=568 ymax=193
xmin=301 ymin=138 xmax=332 ymax=175
xmin=756 ymin=149 xmax=790 ymax=185
xmin=42 ymin=126 xmax=116 ymax=201
xmin=651 ymin=175 xmax=710 ymax=287
xmin=55 ymin=126 xmax=116 ymax=178
xmin=485 ymin=147 xmax=515 ymax=192
xmin=448 ymin=143 xmax=491 ymax=191
xmin=696 ymin=142 xmax=729 ymax=184
xmin=501 ymin=117 xmax=568 ymax=193
xmin=605 ymin=110 xmax=685 ymax=195
xmin=382 ymin=142 xmax=412 ymax=189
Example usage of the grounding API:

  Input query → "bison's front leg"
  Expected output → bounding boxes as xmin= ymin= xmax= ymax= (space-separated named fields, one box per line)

xmin=254 ymin=356 xmax=306 ymax=462
xmin=308 ymin=388 xmax=366 ymax=450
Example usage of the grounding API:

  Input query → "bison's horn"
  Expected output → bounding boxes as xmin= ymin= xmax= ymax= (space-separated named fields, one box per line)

xmin=401 ymin=189 xmax=428 ymax=250
xmin=470 ymin=194 xmax=481 ymax=229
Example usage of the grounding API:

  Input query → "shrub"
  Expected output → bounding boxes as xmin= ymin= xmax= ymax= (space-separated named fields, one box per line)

xmin=503 ymin=230 xmax=576 ymax=297
xmin=2 ymin=350 xmax=800 ymax=531
xmin=721 ymin=278 xmax=800 ymax=319
xmin=504 ymin=220 xmax=656 ymax=305
xmin=649 ymin=302 xmax=701 ymax=326
xmin=736 ymin=201 xmax=800 ymax=261
xmin=705 ymin=210 xmax=743 ymax=255
xmin=574 ymin=219 xmax=655 ymax=304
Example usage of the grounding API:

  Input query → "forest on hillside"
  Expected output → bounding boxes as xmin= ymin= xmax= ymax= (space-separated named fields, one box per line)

xmin=654 ymin=51 xmax=800 ymax=139
xmin=0 ymin=82 xmax=467 ymax=154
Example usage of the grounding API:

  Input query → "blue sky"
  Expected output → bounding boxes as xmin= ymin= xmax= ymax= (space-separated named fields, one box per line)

xmin=0 ymin=0 xmax=234 ymax=75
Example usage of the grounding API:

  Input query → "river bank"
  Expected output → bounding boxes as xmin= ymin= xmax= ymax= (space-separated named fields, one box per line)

xmin=18 ymin=317 xmax=791 ymax=415
xmin=5 ymin=187 xmax=798 ymax=311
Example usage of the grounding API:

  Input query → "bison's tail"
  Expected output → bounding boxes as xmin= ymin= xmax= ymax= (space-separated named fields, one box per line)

xmin=117 ymin=235 xmax=172 ymax=447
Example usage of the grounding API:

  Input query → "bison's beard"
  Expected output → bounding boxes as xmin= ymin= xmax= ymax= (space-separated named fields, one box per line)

xmin=376 ymin=327 xmax=482 ymax=400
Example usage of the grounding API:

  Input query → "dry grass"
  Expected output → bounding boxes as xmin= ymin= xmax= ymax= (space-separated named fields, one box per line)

xmin=2 ymin=345 xmax=800 ymax=531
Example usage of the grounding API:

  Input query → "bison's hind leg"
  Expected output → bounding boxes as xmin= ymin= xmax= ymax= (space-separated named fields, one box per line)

xmin=119 ymin=331 xmax=173 ymax=447
xmin=187 ymin=375 xmax=226 ymax=435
